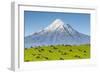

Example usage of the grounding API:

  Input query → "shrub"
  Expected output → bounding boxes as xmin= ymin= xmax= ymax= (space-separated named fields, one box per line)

xmin=35 ymin=48 xmax=38 ymax=49
xmin=30 ymin=46 xmax=34 ymax=48
xmin=78 ymin=49 xmax=82 ymax=52
xmin=50 ymin=45 xmax=54 ymax=47
xmin=44 ymin=57 xmax=49 ymax=60
xmin=38 ymin=46 xmax=41 ymax=48
xmin=74 ymin=55 xmax=81 ymax=58
xmin=25 ymin=48 xmax=27 ymax=49
xmin=84 ymin=50 xmax=86 ymax=53
xmin=69 ymin=49 xmax=72 ymax=52
xmin=65 ymin=45 xmax=71 ymax=46
xmin=36 ymin=56 xmax=40 ymax=58
xmin=53 ymin=47 xmax=58 ymax=49
xmin=58 ymin=50 xmax=61 ymax=52
xmin=38 ymin=54 xmax=41 ymax=55
xmin=59 ymin=58 xmax=64 ymax=60
xmin=49 ymin=50 xmax=53 ymax=53
xmin=25 ymin=60 xmax=29 ymax=62
xmin=84 ymin=54 xmax=87 ymax=56
xmin=61 ymin=52 xmax=67 ymax=55
xmin=41 ymin=48 xmax=44 ymax=51
xmin=32 ymin=54 xmax=36 ymax=56
xmin=38 ymin=50 xmax=41 ymax=52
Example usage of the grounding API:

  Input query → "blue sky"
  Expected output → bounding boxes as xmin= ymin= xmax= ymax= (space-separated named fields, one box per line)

xmin=24 ymin=11 xmax=90 ymax=37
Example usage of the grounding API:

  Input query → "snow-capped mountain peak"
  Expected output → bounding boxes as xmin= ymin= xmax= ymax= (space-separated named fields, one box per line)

xmin=44 ymin=19 xmax=64 ymax=31
xmin=51 ymin=19 xmax=64 ymax=26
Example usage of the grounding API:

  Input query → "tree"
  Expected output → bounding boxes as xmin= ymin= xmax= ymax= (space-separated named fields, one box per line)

xmin=25 ymin=48 xmax=27 ymax=49
xmin=31 ymin=46 xmax=33 ymax=48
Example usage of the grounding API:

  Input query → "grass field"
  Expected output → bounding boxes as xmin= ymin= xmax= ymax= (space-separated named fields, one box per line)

xmin=24 ymin=44 xmax=90 ymax=62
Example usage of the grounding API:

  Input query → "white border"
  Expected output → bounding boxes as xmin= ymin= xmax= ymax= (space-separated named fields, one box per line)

xmin=11 ymin=2 xmax=97 ymax=71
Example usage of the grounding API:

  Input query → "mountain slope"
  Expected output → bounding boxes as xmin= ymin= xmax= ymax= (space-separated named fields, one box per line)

xmin=25 ymin=19 xmax=90 ymax=48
